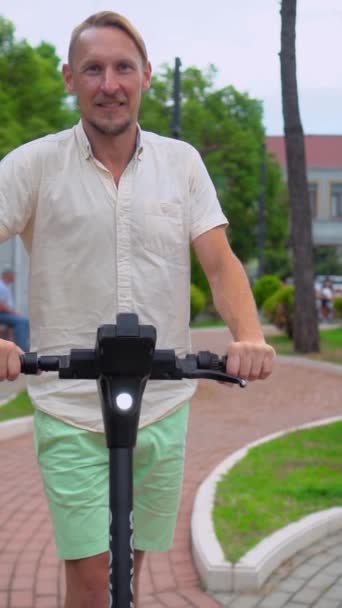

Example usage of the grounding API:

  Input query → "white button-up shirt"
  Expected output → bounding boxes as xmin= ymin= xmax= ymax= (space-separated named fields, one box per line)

xmin=0 ymin=121 xmax=227 ymax=431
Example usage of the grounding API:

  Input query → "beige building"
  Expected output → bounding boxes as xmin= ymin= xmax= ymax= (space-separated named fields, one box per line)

xmin=265 ymin=135 xmax=342 ymax=251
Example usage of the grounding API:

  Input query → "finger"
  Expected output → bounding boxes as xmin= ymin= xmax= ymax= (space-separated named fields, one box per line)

xmin=259 ymin=348 xmax=276 ymax=379
xmin=238 ymin=352 xmax=253 ymax=380
xmin=0 ymin=340 xmax=22 ymax=381
xmin=248 ymin=354 xmax=264 ymax=381
xmin=226 ymin=352 xmax=241 ymax=377
xmin=7 ymin=348 xmax=22 ymax=381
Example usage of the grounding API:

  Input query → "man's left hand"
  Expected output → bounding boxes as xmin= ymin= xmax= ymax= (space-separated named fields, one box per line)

xmin=226 ymin=340 xmax=275 ymax=382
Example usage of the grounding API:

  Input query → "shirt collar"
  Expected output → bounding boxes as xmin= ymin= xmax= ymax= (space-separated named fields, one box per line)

xmin=75 ymin=120 xmax=144 ymax=161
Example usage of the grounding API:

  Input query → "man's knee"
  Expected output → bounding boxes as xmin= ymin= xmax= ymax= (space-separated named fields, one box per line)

xmin=65 ymin=552 xmax=108 ymax=602
xmin=64 ymin=550 xmax=145 ymax=606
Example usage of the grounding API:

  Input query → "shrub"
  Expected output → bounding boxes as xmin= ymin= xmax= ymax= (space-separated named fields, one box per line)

xmin=334 ymin=297 xmax=342 ymax=319
xmin=263 ymin=285 xmax=294 ymax=338
xmin=190 ymin=283 xmax=207 ymax=321
xmin=252 ymin=274 xmax=282 ymax=309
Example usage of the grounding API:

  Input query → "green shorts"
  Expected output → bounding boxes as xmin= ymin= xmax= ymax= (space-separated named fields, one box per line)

xmin=33 ymin=404 xmax=189 ymax=560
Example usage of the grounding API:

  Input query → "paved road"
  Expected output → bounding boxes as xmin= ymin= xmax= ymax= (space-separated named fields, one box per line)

xmin=0 ymin=328 xmax=341 ymax=607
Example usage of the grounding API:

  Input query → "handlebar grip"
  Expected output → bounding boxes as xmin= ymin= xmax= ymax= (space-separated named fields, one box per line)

xmin=20 ymin=353 xmax=38 ymax=374
xmin=20 ymin=353 xmax=61 ymax=374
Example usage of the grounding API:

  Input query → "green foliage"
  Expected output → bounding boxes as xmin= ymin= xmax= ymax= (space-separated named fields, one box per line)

xmin=263 ymin=249 xmax=292 ymax=279
xmin=333 ymin=297 xmax=342 ymax=319
xmin=263 ymin=285 xmax=294 ymax=338
xmin=190 ymin=283 xmax=207 ymax=321
xmin=0 ymin=16 xmax=78 ymax=158
xmin=139 ymin=65 xmax=288 ymax=265
xmin=252 ymin=274 xmax=282 ymax=309
xmin=190 ymin=246 xmax=211 ymax=302
xmin=313 ymin=246 xmax=342 ymax=276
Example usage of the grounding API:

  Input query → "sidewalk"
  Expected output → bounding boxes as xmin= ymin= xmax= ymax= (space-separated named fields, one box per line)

xmin=0 ymin=328 xmax=342 ymax=607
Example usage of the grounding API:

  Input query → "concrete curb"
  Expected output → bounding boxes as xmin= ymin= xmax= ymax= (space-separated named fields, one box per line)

xmin=0 ymin=415 xmax=33 ymax=441
xmin=191 ymin=415 xmax=342 ymax=593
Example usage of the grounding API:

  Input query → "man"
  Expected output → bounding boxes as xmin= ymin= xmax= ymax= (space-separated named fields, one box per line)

xmin=0 ymin=268 xmax=29 ymax=351
xmin=0 ymin=11 xmax=275 ymax=608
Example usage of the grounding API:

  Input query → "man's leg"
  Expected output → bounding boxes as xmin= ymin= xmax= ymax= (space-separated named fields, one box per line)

xmin=12 ymin=315 xmax=29 ymax=351
xmin=64 ymin=549 xmax=145 ymax=608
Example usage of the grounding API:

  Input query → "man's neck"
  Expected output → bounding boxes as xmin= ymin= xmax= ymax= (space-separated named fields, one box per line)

xmin=82 ymin=120 xmax=138 ymax=184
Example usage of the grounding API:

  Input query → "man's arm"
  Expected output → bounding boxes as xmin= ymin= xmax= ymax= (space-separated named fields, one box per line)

xmin=192 ymin=225 xmax=275 ymax=381
xmin=0 ymin=299 xmax=15 ymax=314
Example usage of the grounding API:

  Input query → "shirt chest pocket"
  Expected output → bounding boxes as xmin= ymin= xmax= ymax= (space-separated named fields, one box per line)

xmin=143 ymin=200 xmax=186 ymax=263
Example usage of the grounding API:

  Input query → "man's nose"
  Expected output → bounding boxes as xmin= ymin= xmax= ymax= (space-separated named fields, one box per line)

xmin=101 ymin=68 xmax=120 ymax=94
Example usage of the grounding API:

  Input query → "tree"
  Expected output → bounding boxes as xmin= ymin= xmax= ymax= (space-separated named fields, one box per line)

xmin=280 ymin=0 xmax=320 ymax=352
xmin=0 ymin=16 xmax=78 ymax=159
xmin=140 ymin=65 xmax=288 ymax=265
xmin=313 ymin=246 xmax=342 ymax=276
xmin=263 ymin=153 xmax=291 ymax=279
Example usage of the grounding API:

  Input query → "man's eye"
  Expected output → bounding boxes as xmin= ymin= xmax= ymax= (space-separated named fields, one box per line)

xmin=118 ymin=63 xmax=132 ymax=72
xmin=85 ymin=65 xmax=101 ymax=74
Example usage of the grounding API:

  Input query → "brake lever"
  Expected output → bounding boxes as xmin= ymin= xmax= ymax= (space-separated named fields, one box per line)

xmin=181 ymin=368 xmax=246 ymax=387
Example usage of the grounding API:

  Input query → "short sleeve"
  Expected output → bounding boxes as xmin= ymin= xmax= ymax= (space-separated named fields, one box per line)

xmin=188 ymin=147 xmax=228 ymax=241
xmin=0 ymin=144 xmax=37 ymax=241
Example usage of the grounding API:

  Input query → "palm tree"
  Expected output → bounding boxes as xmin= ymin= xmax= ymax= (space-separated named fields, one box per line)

xmin=280 ymin=0 xmax=320 ymax=352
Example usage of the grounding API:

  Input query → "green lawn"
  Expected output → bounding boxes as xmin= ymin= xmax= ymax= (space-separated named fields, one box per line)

xmin=213 ymin=420 xmax=342 ymax=563
xmin=267 ymin=327 xmax=342 ymax=365
xmin=0 ymin=391 xmax=34 ymax=422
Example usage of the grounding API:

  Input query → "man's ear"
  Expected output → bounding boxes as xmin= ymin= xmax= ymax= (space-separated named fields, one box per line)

xmin=142 ymin=61 xmax=152 ymax=92
xmin=62 ymin=63 xmax=75 ymax=94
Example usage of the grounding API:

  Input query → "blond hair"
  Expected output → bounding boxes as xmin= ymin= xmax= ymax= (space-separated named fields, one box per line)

xmin=68 ymin=11 xmax=148 ymax=65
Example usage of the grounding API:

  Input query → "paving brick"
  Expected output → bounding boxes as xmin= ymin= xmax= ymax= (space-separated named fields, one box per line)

xmin=229 ymin=595 xmax=260 ymax=607
xmin=0 ymin=592 xmax=8 ymax=608
xmin=258 ymin=591 xmax=291 ymax=608
xmin=35 ymin=597 xmax=59 ymax=608
xmin=157 ymin=591 xmax=190 ymax=607
xmin=324 ymin=582 xmax=342 ymax=601
xmin=292 ymin=585 xmax=323 ymax=604
xmin=307 ymin=571 xmax=337 ymax=589
xmin=278 ymin=577 xmax=305 ymax=593
xmin=314 ymin=599 xmax=340 ymax=608
xmin=9 ymin=590 xmax=33 ymax=607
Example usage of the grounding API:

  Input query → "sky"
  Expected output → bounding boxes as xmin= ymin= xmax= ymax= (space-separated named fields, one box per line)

xmin=1 ymin=0 xmax=341 ymax=135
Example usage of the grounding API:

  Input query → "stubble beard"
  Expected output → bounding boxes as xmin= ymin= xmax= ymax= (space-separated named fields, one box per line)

xmin=89 ymin=117 xmax=132 ymax=137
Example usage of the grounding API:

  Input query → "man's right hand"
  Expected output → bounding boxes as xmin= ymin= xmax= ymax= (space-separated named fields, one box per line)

xmin=0 ymin=340 xmax=23 ymax=381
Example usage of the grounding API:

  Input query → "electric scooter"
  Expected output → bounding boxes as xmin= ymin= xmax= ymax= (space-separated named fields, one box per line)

xmin=20 ymin=313 xmax=246 ymax=608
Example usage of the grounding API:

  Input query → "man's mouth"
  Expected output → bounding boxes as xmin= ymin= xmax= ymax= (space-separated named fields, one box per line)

xmin=96 ymin=100 xmax=125 ymax=108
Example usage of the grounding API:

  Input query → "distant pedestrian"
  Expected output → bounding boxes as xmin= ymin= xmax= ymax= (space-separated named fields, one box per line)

xmin=319 ymin=278 xmax=334 ymax=322
xmin=0 ymin=269 xmax=29 ymax=351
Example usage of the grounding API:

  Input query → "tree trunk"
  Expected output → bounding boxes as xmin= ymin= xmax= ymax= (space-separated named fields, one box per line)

xmin=279 ymin=0 xmax=320 ymax=352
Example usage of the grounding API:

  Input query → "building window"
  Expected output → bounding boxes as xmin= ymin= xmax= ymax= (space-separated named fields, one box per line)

xmin=308 ymin=183 xmax=318 ymax=218
xmin=330 ymin=183 xmax=342 ymax=219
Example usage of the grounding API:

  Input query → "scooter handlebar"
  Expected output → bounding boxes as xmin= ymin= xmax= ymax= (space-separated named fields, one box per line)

xmin=20 ymin=349 xmax=246 ymax=387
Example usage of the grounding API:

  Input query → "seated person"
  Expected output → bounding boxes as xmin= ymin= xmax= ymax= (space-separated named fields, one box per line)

xmin=0 ymin=268 xmax=29 ymax=351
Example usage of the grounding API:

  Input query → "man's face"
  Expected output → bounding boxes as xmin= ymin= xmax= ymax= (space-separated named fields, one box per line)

xmin=63 ymin=26 xmax=151 ymax=137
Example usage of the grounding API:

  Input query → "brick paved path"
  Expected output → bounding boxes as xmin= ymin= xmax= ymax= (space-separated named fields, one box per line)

xmin=0 ymin=328 xmax=341 ymax=607
xmin=213 ymin=530 xmax=342 ymax=607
